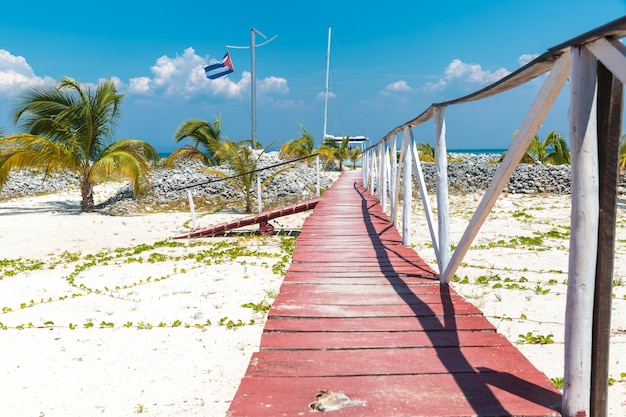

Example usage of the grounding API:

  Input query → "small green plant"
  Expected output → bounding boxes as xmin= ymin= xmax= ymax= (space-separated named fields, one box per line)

xmin=534 ymin=284 xmax=551 ymax=295
xmin=551 ymin=377 xmax=564 ymax=389
xmin=219 ymin=317 xmax=245 ymax=329
xmin=517 ymin=332 xmax=554 ymax=345
xmin=241 ymin=300 xmax=272 ymax=314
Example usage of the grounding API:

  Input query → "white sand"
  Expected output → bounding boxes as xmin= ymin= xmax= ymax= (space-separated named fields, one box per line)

xmin=0 ymin=183 xmax=625 ymax=416
xmin=407 ymin=191 xmax=626 ymax=416
xmin=0 ymin=184 xmax=310 ymax=417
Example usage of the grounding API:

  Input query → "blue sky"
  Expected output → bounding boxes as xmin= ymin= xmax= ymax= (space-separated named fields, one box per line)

xmin=1 ymin=1 xmax=625 ymax=152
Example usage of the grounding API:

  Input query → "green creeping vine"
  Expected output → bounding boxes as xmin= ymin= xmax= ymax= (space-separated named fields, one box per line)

xmin=1 ymin=235 xmax=297 ymax=331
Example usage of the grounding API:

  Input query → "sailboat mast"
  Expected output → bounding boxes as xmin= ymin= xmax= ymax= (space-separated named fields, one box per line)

xmin=322 ymin=26 xmax=331 ymax=145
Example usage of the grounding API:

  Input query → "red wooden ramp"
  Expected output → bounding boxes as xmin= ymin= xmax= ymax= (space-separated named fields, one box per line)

xmin=226 ymin=170 xmax=562 ymax=417
xmin=173 ymin=198 xmax=320 ymax=239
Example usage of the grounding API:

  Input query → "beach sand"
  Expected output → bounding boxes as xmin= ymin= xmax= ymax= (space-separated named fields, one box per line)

xmin=0 ymin=182 xmax=625 ymax=416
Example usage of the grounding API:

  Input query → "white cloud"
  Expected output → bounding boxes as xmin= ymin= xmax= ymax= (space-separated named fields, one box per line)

xmin=128 ymin=76 xmax=151 ymax=94
xmin=0 ymin=49 xmax=54 ymax=94
xmin=385 ymin=80 xmax=413 ymax=93
xmin=259 ymin=76 xmax=288 ymax=94
xmin=518 ymin=53 xmax=539 ymax=67
xmin=316 ymin=90 xmax=336 ymax=100
xmin=380 ymin=80 xmax=414 ymax=98
xmin=424 ymin=59 xmax=510 ymax=92
xmin=125 ymin=47 xmax=288 ymax=101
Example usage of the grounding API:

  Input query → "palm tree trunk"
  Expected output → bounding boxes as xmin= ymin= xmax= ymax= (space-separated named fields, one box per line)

xmin=81 ymin=181 xmax=95 ymax=212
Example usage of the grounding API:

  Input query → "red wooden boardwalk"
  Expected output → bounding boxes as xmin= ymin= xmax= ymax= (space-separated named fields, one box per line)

xmin=226 ymin=171 xmax=562 ymax=416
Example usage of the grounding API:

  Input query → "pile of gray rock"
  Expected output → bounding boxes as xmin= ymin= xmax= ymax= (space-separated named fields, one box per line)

xmin=0 ymin=170 xmax=79 ymax=199
xmin=97 ymin=152 xmax=335 ymax=213
xmin=419 ymin=156 xmax=574 ymax=194
xmin=2 ymin=152 xmax=624 ymax=209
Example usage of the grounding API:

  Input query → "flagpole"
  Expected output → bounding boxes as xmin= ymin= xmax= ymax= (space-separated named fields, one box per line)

xmin=251 ymin=29 xmax=257 ymax=148
xmin=227 ymin=28 xmax=277 ymax=149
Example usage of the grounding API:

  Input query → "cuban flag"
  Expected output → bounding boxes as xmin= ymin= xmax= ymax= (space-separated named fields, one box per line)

xmin=204 ymin=52 xmax=235 ymax=80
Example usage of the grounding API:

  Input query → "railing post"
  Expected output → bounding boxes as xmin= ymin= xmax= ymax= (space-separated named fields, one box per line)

xmin=389 ymin=134 xmax=398 ymax=216
xmin=563 ymin=45 xmax=599 ymax=417
xmin=391 ymin=132 xmax=405 ymax=226
xmin=187 ymin=190 xmax=197 ymax=230
xmin=434 ymin=106 xmax=451 ymax=280
xmin=378 ymin=141 xmax=387 ymax=208
xmin=402 ymin=127 xmax=413 ymax=245
xmin=411 ymin=135 xmax=440 ymax=263
xmin=361 ymin=151 xmax=370 ymax=190
xmin=316 ymin=155 xmax=321 ymax=197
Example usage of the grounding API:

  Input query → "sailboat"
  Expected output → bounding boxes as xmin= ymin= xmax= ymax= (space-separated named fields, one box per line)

xmin=322 ymin=27 xmax=368 ymax=148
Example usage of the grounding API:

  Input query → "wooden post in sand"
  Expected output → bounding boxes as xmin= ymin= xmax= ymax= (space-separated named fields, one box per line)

xmin=401 ymin=129 xmax=413 ymax=245
xmin=434 ymin=106 xmax=450 ymax=278
xmin=187 ymin=190 xmax=197 ymax=230
xmin=379 ymin=142 xmax=387 ymax=210
xmin=591 ymin=58 xmax=622 ymax=417
xmin=410 ymin=130 xmax=440 ymax=263
xmin=389 ymin=134 xmax=398 ymax=216
xmin=564 ymin=45 xmax=599 ymax=417
xmin=577 ymin=36 xmax=625 ymax=417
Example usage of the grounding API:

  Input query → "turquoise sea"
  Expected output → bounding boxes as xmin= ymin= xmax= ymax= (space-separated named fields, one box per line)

xmin=448 ymin=148 xmax=507 ymax=154
xmin=157 ymin=148 xmax=507 ymax=159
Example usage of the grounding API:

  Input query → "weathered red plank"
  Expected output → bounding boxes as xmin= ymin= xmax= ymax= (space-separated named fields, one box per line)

xmin=264 ymin=316 xmax=496 ymax=333
xmin=268 ymin=301 xmax=483 ymax=318
xmin=245 ymin=346 xmax=543 ymax=377
xmin=273 ymin=292 xmax=465 ymax=306
xmin=227 ymin=374 xmax=561 ymax=417
xmin=173 ymin=198 xmax=319 ymax=238
xmin=281 ymin=274 xmax=439 ymax=285
xmin=260 ymin=329 xmax=506 ymax=350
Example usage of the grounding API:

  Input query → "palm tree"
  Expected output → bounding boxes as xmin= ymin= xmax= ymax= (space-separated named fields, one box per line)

xmin=279 ymin=125 xmax=315 ymax=162
xmin=527 ymin=130 xmax=570 ymax=165
xmin=166 ymin=116 xmax=225 ymax=167
xmin=317 ymin=136 xmax=350 ymax=171
xmin=203 ymin=140 xmax=287 ymax=213
xmin=349 ymin=147 xmax=362 ymax=170
xmin=416 ymin=142 xmax=435 ymax=162
xmin=0 ymin=76 xmax=158 ymax=212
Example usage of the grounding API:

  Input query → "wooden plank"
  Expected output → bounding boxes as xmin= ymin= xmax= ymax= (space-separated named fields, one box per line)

xmin=268 ymin=302 xmax=483 ymax=318
xmin=244 ymin=346 xmax=550 ymax=377
xmin=280 ymin=276 xmax=450 ymax=296
xmin=273 ymin=292 xmax=466 ymax=306
xmin=263 ymin=316 xmax=496 ymax=333
xmin=260 ymin=330 xmax=507 ymax=350
xmin=227 ymin=374 xmax=561 ymax=417
xmin=587 ymin=37 xmax=626 ymax=85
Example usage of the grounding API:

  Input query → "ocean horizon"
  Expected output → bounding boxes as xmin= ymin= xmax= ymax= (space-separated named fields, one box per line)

xmin=157 ymin=148 xmax=507 ymax=159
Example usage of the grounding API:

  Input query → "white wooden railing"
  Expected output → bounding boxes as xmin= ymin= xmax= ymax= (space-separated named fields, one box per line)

xmin=361 ymin=16 xmax=626 ymax=417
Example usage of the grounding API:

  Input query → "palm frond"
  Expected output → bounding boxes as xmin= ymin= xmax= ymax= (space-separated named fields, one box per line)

xmin=0 ymin=134 xmax=77 ymax=186
xmin=173 ymin=117 xmax=224 ymax=164
xmin=91 ymin=150 xmax=152 ymax=196
xmin=165 ymin=146 xmax=210 ymax=167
